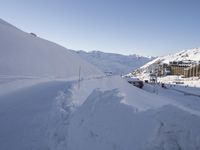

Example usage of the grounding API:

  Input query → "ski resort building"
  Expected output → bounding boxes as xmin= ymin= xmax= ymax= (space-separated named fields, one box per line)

xmin=157 ymin=63 xmax=171 ymax=76
xmin=183 ymin=62 xmax=200 ymax=78
xmin=150 ymin=61 xmax=200 ymax=78
xmin=161 ymin=61 xmax=200 ymax=78
xmin=169 ymin=61 xmax=192 ymax=76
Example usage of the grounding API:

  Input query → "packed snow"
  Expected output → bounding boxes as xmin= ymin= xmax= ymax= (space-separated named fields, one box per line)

xmin=1 ymin=18 xmax=200 ymax=150
xmin=1 ymin=76 xmax=200 ymax=150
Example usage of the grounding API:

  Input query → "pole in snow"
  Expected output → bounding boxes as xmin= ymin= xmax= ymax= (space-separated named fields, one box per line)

xmin=78 ymin=65 xmax=81 ymax=89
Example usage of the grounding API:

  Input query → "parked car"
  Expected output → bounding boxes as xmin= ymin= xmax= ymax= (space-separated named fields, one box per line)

xmin=173 ymin=81 xmax=184 ymax=84
xmin=124 ymin=77 xmax=144 ymax=88
xmin=104 ymin=71 xmax=113 ymax=76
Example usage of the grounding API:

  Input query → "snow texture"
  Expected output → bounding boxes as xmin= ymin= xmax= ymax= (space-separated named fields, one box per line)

xmin=1 ymin=19 xmax=200 ymax=150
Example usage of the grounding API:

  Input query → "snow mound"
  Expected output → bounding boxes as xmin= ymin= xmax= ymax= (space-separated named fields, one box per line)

xmin=66 ymin=77 xmax=200 ymax=150
xmin=0 ymin=19 xmax=102 ymax=79
xmin=0 ymin=75 xmax=200 ymax=150
xmin=67 ymin=89 xmax=155 ymax=150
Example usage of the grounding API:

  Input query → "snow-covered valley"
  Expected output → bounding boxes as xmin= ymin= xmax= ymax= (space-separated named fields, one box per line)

xmin=75 ymin=50 xmax=155 ymax=75
xmin=1 ymin=18 xmax=200 ymax=150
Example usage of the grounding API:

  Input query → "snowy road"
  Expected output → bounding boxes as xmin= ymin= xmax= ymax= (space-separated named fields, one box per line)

xmin=0 ymin=81 xmax=73 ymax=150
xmin=171 ymin=87 xmax=200 ymax=97
xmin=143 ymin=83 xmax=200 ymax=116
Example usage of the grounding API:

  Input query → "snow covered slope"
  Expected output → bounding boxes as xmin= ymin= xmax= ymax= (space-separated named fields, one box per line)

xmin=0 ymin=18 xmax=102 ymax=79
xmin=1 ymin=76 xmax=200 ymax=150
xmin=74 ymin=50 xmax=154 ymax=75
xmin=1 ymin=19 xmax=200 ymax=150
xmin=58 ymin=77 xmax=200 ymax=150
xmin=142 ymin=48 xmax=200 ymax=69
xmin=132 ymin=48 xmax=200 ymax=78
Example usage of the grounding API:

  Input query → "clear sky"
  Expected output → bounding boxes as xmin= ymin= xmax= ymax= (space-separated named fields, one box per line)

xmin=0 ymin=0 xmax=200 ymax=56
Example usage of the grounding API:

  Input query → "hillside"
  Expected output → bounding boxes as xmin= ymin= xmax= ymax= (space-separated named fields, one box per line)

xmin=0 ymin=19 xmax=102 ymax=79
xmin=132 ymin=48 xmax=200 ymax=78
xmin=1 ymin=19 xmax=200 ymax=150
xmin=141 ymin=48 xmax=200 ymax=69
xmin=75 ymin=50 xmax=155 ymax=75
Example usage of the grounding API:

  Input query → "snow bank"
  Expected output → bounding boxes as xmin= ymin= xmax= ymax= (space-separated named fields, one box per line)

xmin=67 ymin=89 xmax=157 ymax=150
xmin=65 ymin=76 xmax=200 ymax=150
xmin=0 ymin=19 xmax=102 ymax=79
xmin=70 ymin=76 xmax=169 ymax=111
xmin=0 ymin=81 xmax=69 ymax=150
xmin=0 ymin=76 xmax=200 ymax=150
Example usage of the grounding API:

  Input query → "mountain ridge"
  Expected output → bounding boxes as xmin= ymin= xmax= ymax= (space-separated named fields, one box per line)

xmin=75 ymin=50 xmax=155 ymax=75
xmin=132 ymin=47 xmax=200 ymax=77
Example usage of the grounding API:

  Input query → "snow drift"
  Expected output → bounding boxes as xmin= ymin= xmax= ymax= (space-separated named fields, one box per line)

xmin=0 ymin=18 xmax=102 ymax=79
xmin=1 ymin=19 xmax=200 ymax=150
xmin=66 ymin=77 xmax=200 ymax=150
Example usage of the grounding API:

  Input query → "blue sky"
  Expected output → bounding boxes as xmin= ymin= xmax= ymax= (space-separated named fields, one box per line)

xmin=0 ymin=0 xmax=200 ymax=56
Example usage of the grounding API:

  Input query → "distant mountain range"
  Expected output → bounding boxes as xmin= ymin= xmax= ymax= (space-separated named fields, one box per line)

xmin=74 ymin=50 xmax=155 ymax=75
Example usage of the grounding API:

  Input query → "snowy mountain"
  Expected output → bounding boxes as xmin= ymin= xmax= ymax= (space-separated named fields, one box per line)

xmin=142 ymin=48 xmax=200 ymax=69
xmin=132 ymin=48 xmax=200 ymax=78
xmin=0 ymin=18 xmax=102 ymax=79
xmin=0 ymin=17 xmax=153 ymax=78
xmin=1 ymin=19 xmax=200 ymax=150
xmin=74 ymin=50 xmax=155 ymax=75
